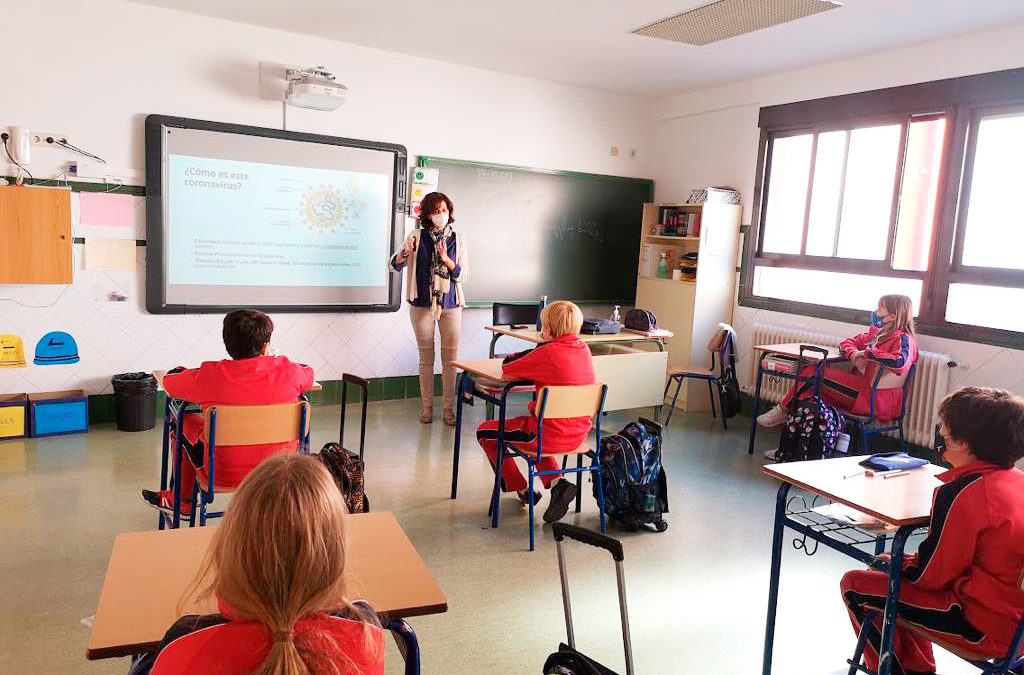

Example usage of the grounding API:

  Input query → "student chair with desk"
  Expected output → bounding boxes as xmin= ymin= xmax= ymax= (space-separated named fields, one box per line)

xmin=481 ymin=302 xmax=542 ymax=421
xmin=489 ymin=383 xmax=608 ymax=551
xmin=662 ymin=323 xmax=736 ymax=428
xmin=159 ymin=399 xmax=312 ymax=528
xmin=838 ymin=362 xmax=916 ymax=456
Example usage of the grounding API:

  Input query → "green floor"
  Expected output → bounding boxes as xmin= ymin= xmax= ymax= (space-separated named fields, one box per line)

xmin=0 ymin=400 xmax=973 ymax=675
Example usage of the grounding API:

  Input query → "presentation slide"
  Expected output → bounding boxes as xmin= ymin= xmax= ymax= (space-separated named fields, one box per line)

xmin=167 ymin=155 xmax=389 ymax=288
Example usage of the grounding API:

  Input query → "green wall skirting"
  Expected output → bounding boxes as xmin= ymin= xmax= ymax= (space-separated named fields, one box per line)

xmin=87 ymin=375 xmax=442 ymax=425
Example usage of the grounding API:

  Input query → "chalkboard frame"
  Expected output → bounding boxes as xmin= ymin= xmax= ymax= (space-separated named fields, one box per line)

xmin=419 ymin=155 xmax=654 ymax=307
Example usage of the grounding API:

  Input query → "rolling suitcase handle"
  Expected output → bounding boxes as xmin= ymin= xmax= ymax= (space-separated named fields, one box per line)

xmin=552 ymin=523 xmax=634 ymax=675
xmin=340 ymin=373 xmax=369 ymax=461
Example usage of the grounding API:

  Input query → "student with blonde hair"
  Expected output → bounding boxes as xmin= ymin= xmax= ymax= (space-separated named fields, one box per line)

xmin=476 ymin=301 xmax=596 ymax=524
xmin=132 ymin=455 xmax=385 ymax=675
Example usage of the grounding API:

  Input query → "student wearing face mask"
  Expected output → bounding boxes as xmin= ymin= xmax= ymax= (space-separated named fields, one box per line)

xmin=390 ymin=192 xmax=469 ymax=425
xmin=758 ymin=294 xmax=918 ymax=432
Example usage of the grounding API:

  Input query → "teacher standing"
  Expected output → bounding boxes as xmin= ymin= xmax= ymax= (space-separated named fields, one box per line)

xmin=390 ymin=192 xmax=469 ymax=426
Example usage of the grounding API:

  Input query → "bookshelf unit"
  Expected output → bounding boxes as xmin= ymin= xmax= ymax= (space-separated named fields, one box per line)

xmin=635 ymin=201 xmax=742 ymax=412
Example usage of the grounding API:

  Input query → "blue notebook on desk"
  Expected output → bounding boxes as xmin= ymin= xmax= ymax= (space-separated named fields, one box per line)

xmin=859 ymin=452 xmax=929 ymax=472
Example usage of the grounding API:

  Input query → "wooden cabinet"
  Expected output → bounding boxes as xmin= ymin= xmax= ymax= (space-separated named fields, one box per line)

xmin=0 ymin=185 xmax=72 ymax=284
xmin=635 ymin=201 xmax=741 ymax=412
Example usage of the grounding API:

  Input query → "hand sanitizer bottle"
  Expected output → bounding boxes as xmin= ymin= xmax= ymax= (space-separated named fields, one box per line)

xmin=611 ymin=305 xmax=621 ymax=323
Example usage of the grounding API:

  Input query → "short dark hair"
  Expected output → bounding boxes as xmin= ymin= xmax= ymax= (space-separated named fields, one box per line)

xmin=222 ymin=309 xmax=274 ymax=360
xmin=938 ymin=387 xmax=1024 ymax=468
xmin=417 ymin=192 xmax=455 ymax=228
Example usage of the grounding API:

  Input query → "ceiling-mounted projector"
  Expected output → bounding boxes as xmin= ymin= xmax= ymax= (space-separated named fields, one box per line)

xmin=285 ymin=66 xmax=348 ymax=111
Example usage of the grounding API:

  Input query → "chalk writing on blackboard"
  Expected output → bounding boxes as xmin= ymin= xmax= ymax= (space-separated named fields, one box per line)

xmin=552 ymin=215 xmax=606 ymax=243
xmin=477 ymin=167 xmax=514 ymax=182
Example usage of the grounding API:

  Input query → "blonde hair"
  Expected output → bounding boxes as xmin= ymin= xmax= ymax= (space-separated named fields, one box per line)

xmin=182 ymin=455 xmax=381 ymax=675
xmin=541 ymin=301 xmax=584 ymax=338
xmin=879 ymin=294 xmax=916 ymax=336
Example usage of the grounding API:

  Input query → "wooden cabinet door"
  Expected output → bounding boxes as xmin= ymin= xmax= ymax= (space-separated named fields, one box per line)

xmin=0 ymin=186 xmax=72 ymax=284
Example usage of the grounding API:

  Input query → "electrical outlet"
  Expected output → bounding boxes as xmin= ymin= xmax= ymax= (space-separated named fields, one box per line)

xmin=610 ymin=146 xmax=619 ymax=157
xmin=31 ymin=132 xmax=70 ymax=146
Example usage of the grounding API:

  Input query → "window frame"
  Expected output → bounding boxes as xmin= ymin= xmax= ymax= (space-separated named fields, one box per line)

xmin=740 ymin=67 xmax=1024 ymax=350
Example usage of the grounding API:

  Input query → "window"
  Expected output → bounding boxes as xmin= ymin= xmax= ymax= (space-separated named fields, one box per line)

xmin=743 ymin=67 xmax=1024 ymax=347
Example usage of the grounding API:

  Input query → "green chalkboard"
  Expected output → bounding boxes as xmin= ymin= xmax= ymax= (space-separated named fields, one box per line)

xmin=420 ymin=157 xmax=653 ymax=305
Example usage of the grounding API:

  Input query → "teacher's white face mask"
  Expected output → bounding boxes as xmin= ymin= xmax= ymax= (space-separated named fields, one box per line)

xmin=430 ymin=212 xmax=449 ymax=229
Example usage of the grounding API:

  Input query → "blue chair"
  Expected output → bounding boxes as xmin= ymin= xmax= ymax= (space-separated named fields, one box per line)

xmin=184 ymin=398 xmax=311 ymax=527
xmin=848 ymin=608 xmax=1024 ymax=675
xmin=663 ymin=323 xmax=736 ymax=428
xmin=489 ymin=383 xmax=609 ymax=551
xmin=839 ymin=362 xmax=917 ymax=455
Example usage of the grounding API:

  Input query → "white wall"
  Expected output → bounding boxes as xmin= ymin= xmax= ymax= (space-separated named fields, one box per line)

xmin=0 ymin=0 xmax=654 ymax=396
xmin=651 ymin=23 xmax=1024 ymax=396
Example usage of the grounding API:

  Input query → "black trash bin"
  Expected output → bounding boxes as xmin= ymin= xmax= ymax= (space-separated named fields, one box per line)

xmin=111 ymin=372 xmax=158 ymax=432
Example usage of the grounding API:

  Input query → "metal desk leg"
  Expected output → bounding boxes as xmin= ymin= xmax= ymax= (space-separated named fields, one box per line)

xmin=877 ymin=527 xmax=911 ymax=675
xmin=748 ymin=355 xmax=768 ymax=455
xmin=451 ymin=372 xmax=468 ymax=500
xmin=762 ymin=482 xmax=791 ymax=675
xmin=158 ymin=398 xmax=171 ymax=531
xmin=486 ymin=334 xmax=501 ymax=421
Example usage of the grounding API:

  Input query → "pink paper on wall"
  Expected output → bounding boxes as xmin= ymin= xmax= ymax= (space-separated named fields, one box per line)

xmin=79 ymin=192 xmax=137 ymax=229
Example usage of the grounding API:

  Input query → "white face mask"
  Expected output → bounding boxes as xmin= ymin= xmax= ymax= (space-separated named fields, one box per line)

xmin=430 ymin=212 xmax=449 ymax=228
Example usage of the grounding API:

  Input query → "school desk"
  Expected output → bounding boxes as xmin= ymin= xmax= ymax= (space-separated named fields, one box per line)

xmin=747 ymin=343 xmax=843 ymax=455
xmin=486 ymin=325 xmax=670 ymax=358
xmin=86 ymin=511 xmax=447 ymax=661
xmin=761 ymin=456 xmax=945 ymax=675
xmin=448 ymin=352 xmax=667 ymax=499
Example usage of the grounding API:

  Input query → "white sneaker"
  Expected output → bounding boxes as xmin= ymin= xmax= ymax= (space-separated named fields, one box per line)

xmin=763 ymin=449 xmax=781 ymax=461
xmin=757 ymin=405 xmax=787 ymax=428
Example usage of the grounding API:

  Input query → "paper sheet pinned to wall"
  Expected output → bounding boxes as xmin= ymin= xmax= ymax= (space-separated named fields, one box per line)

xmin=84 ymin=238 xmax=137 ymax=271
xmin=73 ymin=192 xmax=145 ymax=240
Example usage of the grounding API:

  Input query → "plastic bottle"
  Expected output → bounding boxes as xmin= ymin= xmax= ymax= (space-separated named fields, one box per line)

xmin=611 ymin=305 xmax=621 ymax=323
xmin=536 ymin=295 xmax=548 ymax=331
xmin=836 ymin=433 xmax=851 ymax=456
xmin=657 ymin=252 xmax=669 ymax=279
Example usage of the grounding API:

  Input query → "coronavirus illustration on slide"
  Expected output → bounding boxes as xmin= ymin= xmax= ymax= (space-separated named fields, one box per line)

xmin=167 ymin=154 xmax=389 ymax=287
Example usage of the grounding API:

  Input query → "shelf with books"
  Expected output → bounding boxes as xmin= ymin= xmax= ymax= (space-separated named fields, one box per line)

xmin=643 ymin=235 xmax=699 ymax=242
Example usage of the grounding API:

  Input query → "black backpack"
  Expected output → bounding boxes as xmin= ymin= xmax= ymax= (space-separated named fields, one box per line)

xmin=718 ymin=367 xmax=741 ymax=419
xmin=594 ymin=418 xmax=668 ymax=532
xmin=776 ymin=391 xmax=842 ymax=462
xmin=315 ymin=442 xmax=369 ymax=513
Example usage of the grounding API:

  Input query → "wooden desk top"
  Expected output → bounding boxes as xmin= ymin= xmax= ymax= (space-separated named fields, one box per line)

xmin=451 ymin=358 xmax=505 ymax=382
xmin=753 ymin=342 xmax=842 ymax=360
xmin=486 ymin=326 xmax=668 ymax=344
xmin=763 ymin=456 xmax=945 ymax=527
xmin=87 ymin=512 xmax=446 ymax=660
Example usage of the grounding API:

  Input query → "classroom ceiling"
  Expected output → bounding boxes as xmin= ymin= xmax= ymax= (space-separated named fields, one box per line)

xmin=126 ymin=0 xmax=1024 ymax=97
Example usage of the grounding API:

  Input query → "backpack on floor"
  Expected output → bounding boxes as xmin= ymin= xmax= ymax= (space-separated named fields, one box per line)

xmin=775 ymin=394 xmax=842 ymax=462
xmin=594 ymin=418 xmax=669 ymax=532
xmin=718 ymin=367 xmax=741 ymax=419
xmin=316 ymin=442 xmax=369 ymax=513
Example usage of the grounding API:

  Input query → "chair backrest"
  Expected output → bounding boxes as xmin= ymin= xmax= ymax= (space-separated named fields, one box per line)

xmin=535 ymin=383 xmax=608 ymax=420
xmin=204 ymin=400 xmax=312 ymax=447
xmin=492 ymin=302 xmax=539 ymax=327
xmin=706 ymin=322 xmax=737 ymax=374
xmin=867 ymin=361 xmax=917 ymax=422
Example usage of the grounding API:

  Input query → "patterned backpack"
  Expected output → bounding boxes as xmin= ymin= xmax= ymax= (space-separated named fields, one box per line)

xmin=776 ymin=394 xmax=842 ymax=462
xmin=315 ymin=442 xmax=369 ymax=513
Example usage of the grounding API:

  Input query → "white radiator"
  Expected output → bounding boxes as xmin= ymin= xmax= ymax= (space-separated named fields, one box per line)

xmin=749 ymin=323 xmax=953 ymax=447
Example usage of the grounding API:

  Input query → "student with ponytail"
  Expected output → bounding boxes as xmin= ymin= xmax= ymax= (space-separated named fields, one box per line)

xmin=130 ymin=454 xmax=385 ymax=675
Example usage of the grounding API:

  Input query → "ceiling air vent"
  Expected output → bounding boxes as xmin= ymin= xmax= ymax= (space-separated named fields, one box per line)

xmin=632 ymin=0 xmax=842 ymax=46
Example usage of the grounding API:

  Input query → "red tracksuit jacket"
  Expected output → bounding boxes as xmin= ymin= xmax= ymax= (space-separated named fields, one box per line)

xmin=502 ymin=334 xmax=597 ymax=453
xmin=903 ymin=462 xmax=1024 ymax=646
xmin=837 ymin=326 xmax=918 ymax=419
xmin=144 ymin=597 xmax=385 ymax=675
xmin=163 ymin=356 xmax=314 ymax=486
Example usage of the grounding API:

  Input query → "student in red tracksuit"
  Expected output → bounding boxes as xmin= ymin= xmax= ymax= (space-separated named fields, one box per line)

xmin=758 ymin=294 xmax=918 ymax=433
xmin=128 ymin=455 xmax=386 ymax=675
xmin=141 ymin=309 xmax=314 ymax=516
xmin=476 ymin=301 xmax=596 ymax=524
xmin=841 ymin=387 xmax=1024 ymax=675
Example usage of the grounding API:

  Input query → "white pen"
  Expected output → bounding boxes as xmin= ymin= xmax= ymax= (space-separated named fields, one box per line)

xmin=882 ymin=469 xmax=912 ymax=479
xmin=843 ymin=470 xmax=866 ymax=480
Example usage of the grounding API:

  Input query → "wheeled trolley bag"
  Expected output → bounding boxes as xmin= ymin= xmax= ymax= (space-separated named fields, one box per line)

xmin=543 ymin=523 xmax=635 ymax=675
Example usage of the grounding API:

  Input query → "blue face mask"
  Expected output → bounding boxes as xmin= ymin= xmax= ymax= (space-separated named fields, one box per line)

xmin=870 ymin=311 xmax=886 ymax=328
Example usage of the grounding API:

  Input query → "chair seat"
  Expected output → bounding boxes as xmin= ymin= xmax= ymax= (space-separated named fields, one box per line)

xmin=838 ymin=411 xmax=897 ymax=424
xmin=900 ymin=620 xmax=995 ymax=662
xmin=507 ymin=441 xmax=591 ymax=460
xmin=475 ymin=379 xmax=533 ymax=395
xmin=196 ymin=470 xmax=238 ymax=495
xmin=667 ymin=365 xmax=716 ymax=378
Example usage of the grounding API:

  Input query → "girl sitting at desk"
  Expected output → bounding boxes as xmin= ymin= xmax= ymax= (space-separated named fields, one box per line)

xmin=757 ymin=294 xmax=918 ymax=429
xmin=132 ymin=454 xmax=386 ymax=675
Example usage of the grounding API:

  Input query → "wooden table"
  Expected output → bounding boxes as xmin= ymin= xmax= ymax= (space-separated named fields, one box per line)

xmin=87 ymin=511 xmax=447 ymax=660
xmin=761 ymin=456 xmax=944 ymax=675
xmin=449 ymin=353 xmax=667 ymax=500
xmin=486 ymin=325 xmax=670 ymax=357
xmin=748 ymin=342 xmax=843 ymax=455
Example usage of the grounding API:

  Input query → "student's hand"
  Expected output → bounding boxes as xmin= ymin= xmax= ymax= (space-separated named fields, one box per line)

xmin=851 ymin=351 xmax=869 ymax=372
xmin=404 ymin=238 xmax=416 ymax=258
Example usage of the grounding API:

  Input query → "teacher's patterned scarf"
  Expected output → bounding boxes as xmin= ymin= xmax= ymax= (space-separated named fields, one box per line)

xmin=427 ymin=225 xmax=453 ymax=320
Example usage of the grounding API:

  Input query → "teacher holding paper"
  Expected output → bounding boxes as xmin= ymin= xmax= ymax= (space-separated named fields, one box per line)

xmin=390 ymin=192 xmax=469 ymax=426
